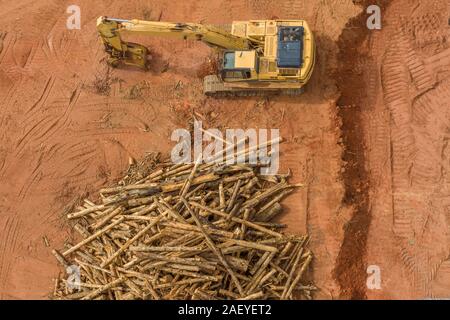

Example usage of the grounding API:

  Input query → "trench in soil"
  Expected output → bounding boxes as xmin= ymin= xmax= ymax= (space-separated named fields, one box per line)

xmin=333 ymin=0 xmax=390 ymax=299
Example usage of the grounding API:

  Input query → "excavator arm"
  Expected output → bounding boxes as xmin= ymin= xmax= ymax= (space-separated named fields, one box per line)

xmin=96 ymin=16 xmax=255 ymax=69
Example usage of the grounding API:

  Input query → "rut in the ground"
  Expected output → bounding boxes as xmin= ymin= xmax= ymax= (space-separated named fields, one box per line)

xmin=333 ymin=0 xmax=390 ymax=299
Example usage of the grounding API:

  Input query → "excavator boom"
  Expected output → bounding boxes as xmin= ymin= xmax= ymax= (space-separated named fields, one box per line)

xmin=97 ymin=16 xmax=255 ymax=69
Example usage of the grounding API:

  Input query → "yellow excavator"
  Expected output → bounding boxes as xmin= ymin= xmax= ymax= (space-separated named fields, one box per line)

xmin=96 ymin=16 xmax=315 ymax=96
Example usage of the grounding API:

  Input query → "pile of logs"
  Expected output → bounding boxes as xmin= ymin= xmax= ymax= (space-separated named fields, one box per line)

xmin=52 ymin=150 xmax=314 ymax=300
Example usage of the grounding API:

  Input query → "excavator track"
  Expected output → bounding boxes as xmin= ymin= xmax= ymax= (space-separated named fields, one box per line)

xmin=203 ymin=75 xmax=305 ymax=97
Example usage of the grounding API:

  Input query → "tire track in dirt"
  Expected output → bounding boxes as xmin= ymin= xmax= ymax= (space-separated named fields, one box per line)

xmin=46 ymin=141 xmax=95 ymax=163
xmin=381 ymin=31 xmax=430 ymax=292
xmin=0 ymin=32 xmax=12 ymax=65
xmin=396 ymin=34 xmax=435 ymax=92
xmin=369 ymin=113 xmax=391 ymax=182
xmin=12 ymin=39 xmax=34 ymax=69
xmin=16 ymin=141 xmax=97 ymax=200
xmin=18 ymin=171 xmax=43 ymax=201
xmin=279 ymin=143 xmax=308 ymax=234
xmin=5 ymin=81 xmax=83 ymax=204
xmin=425 ymin=48 xmax=450 ymax=74
xmin=400 ymin=13 xmax=445 ymax=49
xmin=431 ymin=260 xmax=450 ymax=297
xmin=26 ymin=76 xmax=54 ymax=114
xmin=247 ymin=0 xmax=274 ymax=17
xmin=0 ymin=1 xmax=63 ymax=71
xmin=382 ymin=34 xmax=417 ymax=238
xmin=15 ymin=81 xmax=81 ymax=158
xmin=371 ymin=0 xmax=450 ymax=297
xmin=0 ymin=217 xmax=20 ymax=299
xmin=279 ymin=0 xmax=305 ymax=19
xmin=25 ymin=47 xmax=40 ymax=70
xmin=0 ymin=0 xmax=161 ymax=298
xmin=55 ymin=143 xmax=99 ymax=180
xmin=409 ymin=80 xmax=450 ymax=296
xmin=219 ymin=1 xmax=250 ymax=21
xmin=0 ymin=0 xmax=369 ymax=299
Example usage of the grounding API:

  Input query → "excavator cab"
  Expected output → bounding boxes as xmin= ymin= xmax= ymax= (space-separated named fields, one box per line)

xmin=220 ymin=51 xmax=256 ymax=81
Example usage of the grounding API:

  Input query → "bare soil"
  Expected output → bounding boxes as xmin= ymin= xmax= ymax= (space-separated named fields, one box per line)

xmin=0 ymin=0 xmax=448 ymax=300
xmin=362 ymin=0 xmax=450 ymax=299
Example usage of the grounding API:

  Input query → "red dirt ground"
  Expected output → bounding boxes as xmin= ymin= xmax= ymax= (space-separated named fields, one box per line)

xmin=0 ymin=0 xmax=448 ymax=300
xmin=361 ymin=0 xmax=450 ymax=299
xmin=335 ymin=0 xmax=450 ymax=299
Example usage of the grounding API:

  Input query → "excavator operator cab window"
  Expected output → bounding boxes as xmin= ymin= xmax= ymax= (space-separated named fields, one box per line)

xmin=223 ymin=52 xmax=236 ymax=69
xmin=222 ymin=51 xmax=251 ymax=80
xmin=222 ymin=70 xmax=251 ymax=80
